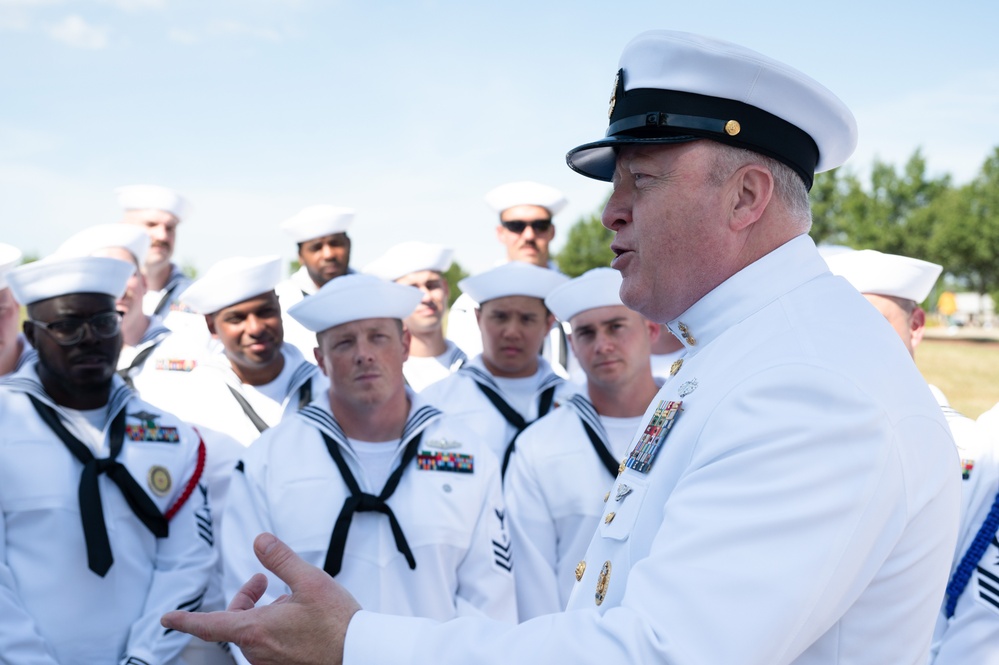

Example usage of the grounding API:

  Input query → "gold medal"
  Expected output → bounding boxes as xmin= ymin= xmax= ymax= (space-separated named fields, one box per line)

xmin=148 ymin=466 xmax=172 ymax=497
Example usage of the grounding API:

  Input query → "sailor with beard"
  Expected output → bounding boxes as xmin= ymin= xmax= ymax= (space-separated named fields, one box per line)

xmin=446 ymin=181 xmax=575 ymax=378
xmin=0 ymin=243 xmax=35 ymax=378
xmin=147 ymin=255 xmax=329 ymax=447
xmin=116 ymin=184 xmax=194 ymax=320
xmin=363 ymin=241 xmax=467 ymax=391
xmin=275 ymin=205 xmax=356 ymax=364
xmin=0 ymin=254 xmax=214 ymax=665
xmin=422 ymin=261 xmax=572 ymax=477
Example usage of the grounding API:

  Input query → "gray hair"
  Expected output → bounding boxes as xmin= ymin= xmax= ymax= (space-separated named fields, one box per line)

xmin=706 ymin=144 xmax=813 ymax=231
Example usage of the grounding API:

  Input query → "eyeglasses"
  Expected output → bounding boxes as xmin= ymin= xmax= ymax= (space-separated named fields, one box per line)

xmin=28 ymin=311 xmax=123 ymax=346
xmin=501 ymin=219 xmax=553 ymax=234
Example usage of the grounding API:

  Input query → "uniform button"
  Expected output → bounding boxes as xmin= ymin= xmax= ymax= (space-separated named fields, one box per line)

xmin=618 ymin=459 xmax=626 ymax=476
xmin=575 ymin=560 xmax=586 ymax=581
xmin=604 ymin=512 xmax=616 ymax=524
xmin=603 ymin=490 xmax=610 ymax=503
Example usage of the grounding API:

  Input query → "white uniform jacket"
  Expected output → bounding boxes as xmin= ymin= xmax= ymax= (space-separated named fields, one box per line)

xmin=420 ymin=355 xmax=570 ymax=465
xmin=505 ymin=391 xmax=639 ymax=619
xmin=344 ymin=235 xmax=961 ymax=665
xmin=1 ymin=333 xmax=36 ymax=381
xmin=402 ymin=340 xmax=467 ymax=392
xmin=0 ymin=363 xmax=215 ymax=665
xmin=143 ymin=263 xmax=193 ymax=319
xmin=221 ymin=392 xmax=516 ymax=651
xmin=931 ymin=406 xmax=999 ymax=664
xmin=152 ymin=344 xmax=328 ymax=446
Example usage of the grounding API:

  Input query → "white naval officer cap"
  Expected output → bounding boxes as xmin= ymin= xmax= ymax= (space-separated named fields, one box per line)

xmin=545 ymin=267 xmax=624 ymax=322
xmin=287 ymin=273 xmax=422 ymax=333
xmin=281 ymin=205 xmax=355 ymax=243
xmin=7 ymin=255 xmax=133 ymax=305
xmin=115 ymin=184 xmax=192 ymax=221
xmin=179 ymin=255 xmax=284 ymax=315
xmin=565 ymin=30 xmax=858 ymax=190
xmin=362 ymin=241 xmax=454 ymax=282
xmin=54 ymin=223 xmax=151 ymax=267
xmin=484 ymin=181 xmax=568 ymax=216
xmin=458 ymin=261 xmax=569 ymax=306
xmin=824 ymin=249 xmax=943 ymax=304
xmin=0 ymin=243 xmax=23 ymax=291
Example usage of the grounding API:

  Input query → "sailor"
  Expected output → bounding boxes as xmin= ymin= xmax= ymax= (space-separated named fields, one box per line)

xmin=221 ymin=273 xmax=515 ymax=664
xmin=1 ymin=254 xmax=214 ymax=664
xmin=504 ymin=267 xmax=662 ymax=619
xmin=275 ymin=205 xmax=355 ymax=363
xmin=147 ymin=255 xmax=328 ymax=447
xmin=0 ymin=243 xmax=35 ymax=378
xmin=825 ymin=248 xmax=999 ymax=664
xmin=363 ymin=241 xmax=467 ymax=391
xmin=421 ymin=261 xmax=572 ymax=476
xmin=163 ymin=30 xmax=960 ymax=665
xmin=446 ymin=181 xmax=576 ymax=377
xmin=117 ymin=184 xmax=194 ymax=319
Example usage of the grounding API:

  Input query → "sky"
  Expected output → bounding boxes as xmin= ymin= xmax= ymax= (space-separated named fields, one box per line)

xmin=2 ymin=0 xmax=998 ymax=276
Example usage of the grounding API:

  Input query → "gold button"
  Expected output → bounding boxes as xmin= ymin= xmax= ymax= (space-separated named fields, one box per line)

xmin=575 ymin=560 xmax=586 ymax=581
xmin=603 ymin=490 xmax=610 ymax=503
xmin=618 ymin=459 xmax=626 ymax=476
xmin=669 ymin=358 xmax=683 ymax=376
xmin=604 ymin=511 xmax=616 ymax=524
xmin=724 ymin=119 xmax=741 ymax=136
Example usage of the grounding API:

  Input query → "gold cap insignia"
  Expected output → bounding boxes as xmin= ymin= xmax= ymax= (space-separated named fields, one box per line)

xmin=724 ymin=120 xmax=741 ymax=136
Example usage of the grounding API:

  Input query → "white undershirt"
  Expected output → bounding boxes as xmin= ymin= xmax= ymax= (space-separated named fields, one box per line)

xmin=490 ymin=375 xmax=540 ymax=419
xmin=63 ymin=406 xmax=110 ymax=455
xmin=347 ymin=438 xmax=402 ymax=491
xmin=239 ymin=357 xmax=298 ymax=427
xmin=600 ymin=414 xmax=645 ymax=459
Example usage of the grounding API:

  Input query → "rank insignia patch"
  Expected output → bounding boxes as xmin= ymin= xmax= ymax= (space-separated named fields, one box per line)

xmin=126 ymin=425 xmax=181 ymax=443
xmin=626 ymin=399 xmax=682 ymax=474
xmin=962 ymin=459 xmax=975 ymax=480
xmin=418 ymin=451 xmax=474 ymax=473
xmin=155 ymin=358 xmax=197 ymax=372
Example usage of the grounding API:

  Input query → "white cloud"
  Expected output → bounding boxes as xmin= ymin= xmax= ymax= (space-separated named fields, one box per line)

xmin=47 ymin=14 xmax=108 ymax=49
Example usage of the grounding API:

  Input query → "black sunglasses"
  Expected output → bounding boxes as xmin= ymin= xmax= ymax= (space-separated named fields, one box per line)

xmin=501 ymin=219 xmax=553 ymax=234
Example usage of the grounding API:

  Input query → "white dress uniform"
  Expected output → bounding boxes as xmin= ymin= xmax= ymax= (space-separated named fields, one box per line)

xmin=152 ymin=343 xmax=329 ymax=446
xmin=420 ymin=354 xmax=570 ymax=472
xmin=222 ymin=392 xmax=516 ymax=663
xmin=504 ymin=391 xmax=645 ymax=619
xmin=1 ymin=333 xmax=37 ymax=380
xmin=931 ymin=406 xmax=999 ymax=664
xmin=274 ymin=266 xmax=322 ymax=365
xmin=143 ymin=263 xmax=193 ymax=319
xmin=0 ymin=364 xmax=215 ymax=665
xmin=343 ymin=235 xmax=960 ymax=665
xmin=402 ymin=339 xmax=467 ymax=392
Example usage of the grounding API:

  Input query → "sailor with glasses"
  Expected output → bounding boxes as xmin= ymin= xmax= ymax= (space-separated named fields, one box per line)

xmin=0 ymin=243 xmax=35 ymax=378
xmin=0 ymin=254 xmax=215 ymax=665
xmin=446 ymin=181 xmax=576 ymax=378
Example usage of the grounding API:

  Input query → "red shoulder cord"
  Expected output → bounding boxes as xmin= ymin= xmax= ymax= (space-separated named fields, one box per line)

xmin=164 ymin=433 xmax=207 ymax=521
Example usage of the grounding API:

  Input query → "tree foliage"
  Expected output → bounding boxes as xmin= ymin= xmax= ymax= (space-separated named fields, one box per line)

xmin=442 ymin=260 xmax=469 ymax=309
xmin=555 ymin=208 xmax=614 ymax=277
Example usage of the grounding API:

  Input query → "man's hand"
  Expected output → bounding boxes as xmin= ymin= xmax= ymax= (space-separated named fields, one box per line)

xmin=162 ymin=533 xmax=361 ymax=665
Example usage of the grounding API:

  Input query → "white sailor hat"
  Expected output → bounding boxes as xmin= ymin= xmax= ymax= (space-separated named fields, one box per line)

xmin=545 ymin=267 xmax=624 ymax=322
xmin=116 ymin=184 xmax=192 ymax=220
xmin=824 ymin=249 xmax=942 ymax=304
xmin=0 ymin=243 xmax=23 ymax=291
xmin=54 ymin=223 xmax=151 ymax=267
xmin=287 ymin=273 xmax=422 ymax=333
xmin=458 ymin=262 xmax=569 ymax=306
xmin=363 ymin=242 xmax=454 ymax=282
xmin=484 ymin=181 xmax=568 ymax=216
xmin=566 ymin=30 xmax=858 ymax=190
xmin=7 ymin=255 xmax=133 ymax=305
xmin=281 ymin=205 xmax=355 ymax=243
xmin=179 ymin=255 xmax=284 ymax=315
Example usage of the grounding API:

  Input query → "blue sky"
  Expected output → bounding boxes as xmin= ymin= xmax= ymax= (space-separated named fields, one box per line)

xmin=2 ymin=0 xmax=997 ymax=275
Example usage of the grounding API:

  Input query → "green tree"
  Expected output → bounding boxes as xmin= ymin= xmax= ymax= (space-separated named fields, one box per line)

xmin=809 ymin=168 xmax=852 ymax=245
xmin=556 ymin=209 xmax=614 ymax=277
xmin=930 ymin=147 xmax=999 ymax=302
xmin=443 ymin=260 xmax=469 ymax=309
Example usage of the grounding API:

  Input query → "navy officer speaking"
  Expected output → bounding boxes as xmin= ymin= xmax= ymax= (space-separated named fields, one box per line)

xmin=163 ymin=29 xmax=960 ymax=665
